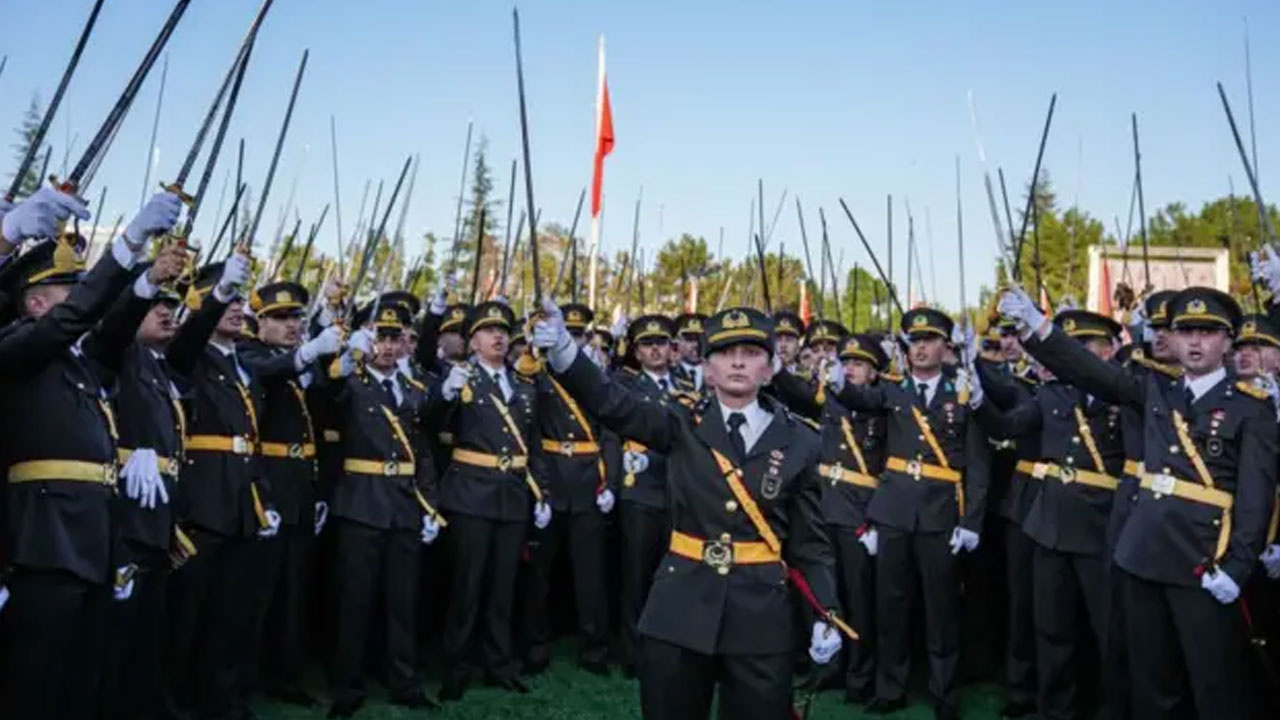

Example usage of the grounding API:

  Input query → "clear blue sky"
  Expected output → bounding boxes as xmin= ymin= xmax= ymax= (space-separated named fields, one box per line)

xmin=2 ymin=0 xmax=1277 ymax=309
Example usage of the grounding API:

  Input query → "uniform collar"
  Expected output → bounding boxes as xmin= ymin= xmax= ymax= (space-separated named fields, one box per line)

xmin=1183 ymin=366 xmax=1227 ymax=402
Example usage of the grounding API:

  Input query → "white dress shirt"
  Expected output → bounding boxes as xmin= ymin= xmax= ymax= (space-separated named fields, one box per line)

xmin=643 ymin=369 xmax=673 ymax=393
xmin=366 ymin=366 xmax=404 ymax=406
xmin=719 ymin=399 xmax=773 ymax=454
xmin=1184 ymin=366 xmax=1227 ymax=403
xmin=475 ymin=359 xmax=513 ymax=401
xmin=911 ymin=374 xmax=941 ymax=407
xmin=212 ymin=341 xmax=251 ymax=386
xmin=681 ymin=361 xmax=704 ymax=389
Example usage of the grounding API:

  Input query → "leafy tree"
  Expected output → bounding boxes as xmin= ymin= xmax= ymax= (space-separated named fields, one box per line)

xmin=10 ymin=93 xmax=44 ymax=197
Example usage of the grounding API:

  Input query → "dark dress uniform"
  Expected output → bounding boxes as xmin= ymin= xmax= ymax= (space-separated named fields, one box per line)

xmin=238 ymin=281 xmax=320 ymax=700
xmin=1023 ymin=288 xmax=1277 ymax=719
xmin=523 ymin=302 xmax=613 ymax=671
xmin=550 ymin=308 xmax=840 ymax=720
xmin=830 ymin=308 xmax=991 ymax=716
xmin=101 ymin=281 xmax=190 ymax=720
xmin=164 ymin=264 xmax=275 ymax=720
xmin=324 ymin=304 xmax=440 ymax=712
xmin=772 ymin=332 xmax=890 ymax=701
xmin=425 ymin=301 xmax=547 ymax=698
xmin=979 ymin=310 xmax=1127 ymax=720
xmin=0 ymin=239 xmax=146 ymax=719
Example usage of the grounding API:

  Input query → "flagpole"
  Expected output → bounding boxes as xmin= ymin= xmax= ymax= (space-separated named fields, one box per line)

xmin=587 ymin=34 xmax=606 ymax=312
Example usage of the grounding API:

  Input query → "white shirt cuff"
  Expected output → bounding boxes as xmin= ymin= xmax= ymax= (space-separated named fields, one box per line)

xmin=133 ymin=271 xmax=159 ymax=299
xmin=212 ymin=283 xmax=236 ymax=304
xmin=110 ymin=235 xmax=145 ymax=270
xmin=548 ymin=339 xmax=578 ymax=373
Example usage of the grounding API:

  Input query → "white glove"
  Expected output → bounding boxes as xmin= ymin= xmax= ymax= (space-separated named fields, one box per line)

xmin=611 ymin=315 xmax=628 ymax=340
xmin=997 ymin=286 xmax=1046 ymax=337
xmin=949 ymin=526 xmax=980 ymax=555
xmin=808 ymin=620 xmax=842 ymax=665
xmin=299 ymin=326 xmax=344 ymax=364
xmin=596 ymin=488 xmax=616 ymax=514
xmin=957 ymin=365 xmax=984 ymax=409
xmin=124 ymin=192 xmax=183 ymax=247
xmin=257 ymin=509 xmax=281 ymax=538
xmin=0 ymin=584 xmax=8 ymax=614
xmin=421 ymin=515 xmax=441 ymax=545
xmin=0 ymin=197 xmax=13 ymax=218
xmin=428 ymin=286 xmax=448 ymax=315
xmin=1200 ymin=568 xmax=1241 ymax=604
xmin=0 ymin=186 xmax=91 ymax=243
xmin=952 ymin=322 xmax=978 ymax=366
xmin=532 ymin=298 xmax=577 ymax=372
xmin=121 ymin=448 xmax=168 ymax=510
xmin=347 ymin=328 xmax=374 ymax=356
xmin=533 ymin=500 xmax=552 ymax=529
xmin=1250 ymin=245 xmax=1280 ymax=296
xmin=215 ymin=252 xmax=251 ymax=301
xmin=622 ymin=450 xmax=649 ymax=475
xmin=314 ymin=501 xmax=329 ymax=536
xmin=858 ymin=527 xmax=878 ymax=556
xmin=441 ymin=363 xmax=470 ymax=402
xmin=825 ymin=359 xmax=846 ymax=393
xmin=113 ymin=566 xmax=136 ymax=602
xmin=1260 ymin=545 xmax=1280 ymax=580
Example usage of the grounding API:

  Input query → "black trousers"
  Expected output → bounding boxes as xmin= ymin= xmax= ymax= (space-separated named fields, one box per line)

xmin=832 ymin=524 xmax=875 ymax=694
xmin=1123 ymin=569 xmax=1252 ymax=720
xmin=1032 ymin=544 xmax=1106 ymax=720
xmin=1101 ymin=560 xmax=1132 ymax=720
xmin=442 ymin=513 xmax=526 ymax=681
xmin=104 ymin=558 xmax=170 ymax=720
xmin=250 ymin=523 xmax=312 ymax=693
xmin=330 ymin=519 xmax=421 ymax=705
xmin=1004 ymin=518 xmax=1037 ymax=706
xmin=524 ymin=508 xmax=609 ymax=666
xmin=875 ymin=526 xmax=959 ymax=710
xmin=167 ymin=532 xmax=258 ymax=720
xmin=639 ymin=635 xmax=793 ymax=720
xmin=619 ymin=502 xmax=669 ymax=670
xmin=0 ymin=569 xmax=109 ymax=720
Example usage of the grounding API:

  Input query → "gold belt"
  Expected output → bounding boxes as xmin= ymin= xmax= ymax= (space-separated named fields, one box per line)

xmin=540 ymin=439 xmax=600 ymax=457
xmin=885 ymin=456 xmax=960 ymax=483
xmin=1123 ymin=459 xmax=1142 ymax=477
xmin=259 ymin=441 xmax=317 ymax=460
xmin=343 ymin=458 xmax=416 ymax=477
xmin=1023 ymin=461 xmax=1118 ymax=491
xmin=322 ymin=429 xmax=341 ymax=443
xmin=452 ymin=448 xmax=529 ymax=472
xmin=117 ymin=448 xmax=180 ymax=476
xmin=818 ymin=463 xmax=879 ymax=489
xmin=669 ymin=530 xmax=781 ymax=575
xmin=186 ymin=434 xmax=254 ymax=455
xmin=8 ymin=460 xmax=118 ymax=486
xmin=1139 ymin=470 xmax=1233 ymax=509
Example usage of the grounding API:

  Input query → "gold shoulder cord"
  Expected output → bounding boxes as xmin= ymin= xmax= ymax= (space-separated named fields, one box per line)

xmin=1073 ymin=407 xmax=1106 ymax=471
xmin=488 ymin=392 xmax=544 ymax=502
xmin=909 ymin=405 xmax=964 ymax=515
xmin=1171 ymin=409 xmax=1230 ymax=561
xmin=548 ymin=376 xmax=609 ymax=492
xmin=838 ymin=417 xmax=869 ymax=475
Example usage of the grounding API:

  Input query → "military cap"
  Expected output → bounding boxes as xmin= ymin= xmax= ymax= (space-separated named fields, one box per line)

xmin=370 ymin=302 xmax=411 ymax=334
xmin=251 ymin=280 xmax=308 ymax=317
xmin=674 ymin=312 xmax=708 ymax=337
xmin=468 ymin=301 xmax=515 ymax=336
xmin=703 ymin=307 xmax=774 ymax=356
xmin=380 ymin=290 xmax=421 ymax=319
xmin=839 ymin=333 xmax=889 ymax=371
xmin=628 ymin=314 xmax=674 ymax=345
xmin=1145 ymin=290 xmax=1177 ymax=329
xmin=510 ymin=316 xmax=528 ymax=345
xmin=995 ymin=316 xmax=1019 ymax=335
xmin=242 ymin=312 xmax=259 ymax=338
xmin=1168 ymin=287 xmax=1241 ymax=334
xmin=0 ymin=234 xmax=86 ymax=302
xmin=561 ymin=303 xmax=594 ymax=332
xmin=1237 ymin=313 xmax=1280 ymax=349
xmin=593 ymin=325 xmax=615 ymax=350
xmin=805 ymin=319 xmax=848 ymax=346
xmin=439 ymin=303 xmax=470 ymax=334
xmin=900 ymin=306 xmax=953 ymax=340
xmin=773 ymin=310 xmax=805 ymax=337
xmin=1054 ymin=309 xmax=1122 ymax=341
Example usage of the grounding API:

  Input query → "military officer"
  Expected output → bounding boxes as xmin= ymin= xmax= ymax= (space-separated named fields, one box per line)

xmin=239 ymin=281 xmax=342 ymax=705
xmin=532 ymin=302 xmax=847 ymax=720
xmin=804 ymin=318 xmax=846 ymax=361
xmin=672 ymin=312 xmax=708 ymax=393
xmin=1001 ymin=284 xmax=1276 ymax=719
xmin=977 ymin=309 xmax=1127 ymax=720
xmin=772 ymin=333 xmax=890 ymax=705
xmin=324 ymin=300 xmax=442 ymax=717
xmin=773 ymin=310 xmax=804 ymax=371
xmin=1233 ymin=312 xmax=1280 ymax=380
xmin=825 ymin=307 xmax=990 ymax=720
xmin=522 ymin=301 xmax=615 ymax=675
xmin=428 ymin=300 xmax=549 ymax=702
xmin=0 ymin=189 xmax=181 ymax=719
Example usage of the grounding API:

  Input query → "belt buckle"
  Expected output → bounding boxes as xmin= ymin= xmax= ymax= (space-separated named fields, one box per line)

xmin=1058 ymin=466 xmax=1076 ymax=484
xmin=497 ymin=454 xmax=513 ymax=472
xmin=905 ymin=459 xmax=923 ymax=480
xmin=104 ymin=464 xmax=119 ymax=484
xmin=383 ymin=460 xmax=400 ymax=476
xmin=161 ymin=458 xmax=178 ymax=476
xmin=825 ymin=464 xmax=842 ymax=482
xmin=1151 ymin=473 xmax=1176 ymax=495
xmin=288 ymin=443 xmax=303 ymax=459
xmin=703 ymin=540 xmax=734 ymax=575
xmin=232 ymin=436 xmax=248 ymax=455
xmin=1032 ymin=463 xmax=1049 ymax=480
xmin=560 ymin=441 xmax=575 ymax=458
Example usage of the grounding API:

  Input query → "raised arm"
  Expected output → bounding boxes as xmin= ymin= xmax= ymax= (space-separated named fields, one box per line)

xmin=974 ymin=357 xmax=1025 ymax=411
xmin=1022 ymin=327 xmax=1145 ymax=409
xmin=975 ymin=391 xmax=1043 ymax=440
xmin=551 ymin=350 xmax=679 ymax=454
xmin=769 ymin=367 xmax=825 ymax=420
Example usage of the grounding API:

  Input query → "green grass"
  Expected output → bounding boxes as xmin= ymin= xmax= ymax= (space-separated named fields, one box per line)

xmin=253 ymin=661 xmax=1007 ymax=719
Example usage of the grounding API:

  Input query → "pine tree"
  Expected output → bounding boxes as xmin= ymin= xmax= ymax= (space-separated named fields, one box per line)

xmin=10 ymin=93 xmax=44 ymax=197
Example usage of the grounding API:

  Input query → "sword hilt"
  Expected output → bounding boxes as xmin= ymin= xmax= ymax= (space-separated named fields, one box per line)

xmin=161 ymin=181 xmax=195 ymax=206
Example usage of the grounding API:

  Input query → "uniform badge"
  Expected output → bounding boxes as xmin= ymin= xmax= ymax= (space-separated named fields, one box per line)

xmin=762 ymin=453 xmax=784 ymax=498
xmin=1211 ymin=409 xmax=1226 ymax=422
xmin=1206 ymin=437 xmax=1224 ymax=457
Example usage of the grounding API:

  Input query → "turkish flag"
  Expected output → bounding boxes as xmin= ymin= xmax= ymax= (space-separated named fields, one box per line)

xmin=590 ymin=38 xmax=614 ymax=218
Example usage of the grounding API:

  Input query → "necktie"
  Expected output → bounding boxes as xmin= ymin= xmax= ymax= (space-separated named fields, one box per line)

xmin=1183 ymin=385 xmax=1196 ymax=411
xmin=727 ymin=412 xmax=748 ymax=459
xmin=381 ymin=379 xmax=398 ymax=408
xmin=658 ymin=377 xmax=669 ymax=393
xmin=493 ymin=371 xmax=511 ymax=401
xmin=917 ymin=382 xmax=929 ymax=408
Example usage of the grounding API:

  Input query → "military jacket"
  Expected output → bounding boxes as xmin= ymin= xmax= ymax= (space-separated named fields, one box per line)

xmin=975 ymin=357 xmax=1044 ymax=524
xmin=240 ymin=339 xmax=319 ymax=527
xmin=534 ymin=368 xmax=615 ymax=514
xmin=613 ymin=367 xmax=683 ymax=511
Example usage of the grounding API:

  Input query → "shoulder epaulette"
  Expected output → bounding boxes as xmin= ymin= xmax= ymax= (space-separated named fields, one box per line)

xmin=1015 ymin=373 xmax=1039 ymax=386
xmin=881 ymin=372 xmax=903 ymax=384
xmin=1132 ymin=355 xmax=1182 ymax=378
xmin=790 ymin=412 xmax=820 ymax=432
xmin=622 ymin=366 xmax=640 ymax=377
xmin=1235 ymin=380 xmax=1270 ymax=401
xmin=404 ymin=375 xmax=426 ymax=392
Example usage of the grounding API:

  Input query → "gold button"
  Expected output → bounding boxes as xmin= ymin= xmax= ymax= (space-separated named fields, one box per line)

xmin=1170 ymin=446 xmax=1179 ymax=454
xmin=1071 ymin=436 xmax=1080 ymax=444
xmin=720 ymin=532 xmax=731 ymax=543
xmin=1213 ymin=519 xmax=1221 ymax=527
xmin=725 ymin=500 xmax=738 ymax=512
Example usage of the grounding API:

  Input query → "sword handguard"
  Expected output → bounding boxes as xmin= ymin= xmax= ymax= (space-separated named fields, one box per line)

xmin=161 ymin=181 xmax=195 ymax=206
